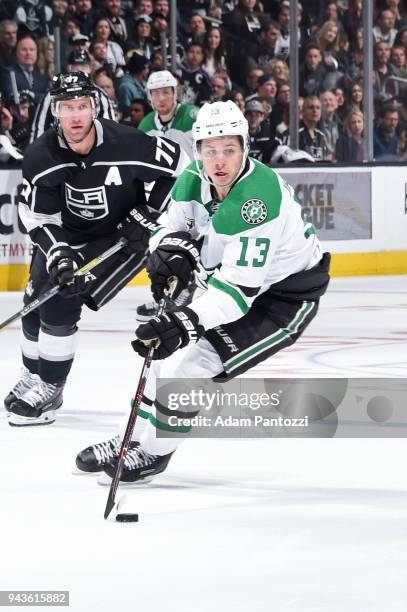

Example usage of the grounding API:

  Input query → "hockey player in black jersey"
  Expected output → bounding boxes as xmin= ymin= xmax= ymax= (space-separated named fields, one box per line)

xmin=29 ymin=50 xmax=115 ymax=143
xmin=5 ymin=71 xmax=189 ymax=426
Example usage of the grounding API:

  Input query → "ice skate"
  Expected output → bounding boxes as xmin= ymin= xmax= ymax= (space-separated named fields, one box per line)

xmin=8 ymin=380 xmax=64 ymax=426
xmin=97 ymin=446 xmax=174 ymax=486
xmin=74 ymin=436 xmax=139 ymax=474
xmin=4 ymin=368 xmax=40 ymax=411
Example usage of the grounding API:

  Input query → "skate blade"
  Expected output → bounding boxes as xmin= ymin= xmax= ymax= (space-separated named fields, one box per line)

xmin=8 ymin=410 xmax=56 ymax=427
xmin=97 ymin=472 xmax=154 ymax=487
xmin=71 ymin=466 xmax=101 ymax=476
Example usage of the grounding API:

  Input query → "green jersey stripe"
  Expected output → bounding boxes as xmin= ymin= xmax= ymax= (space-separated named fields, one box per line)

xmin=208 ymin=276 xmax=250 ymax=314
xmin=224 ymin=301 xmax=316 ymax=372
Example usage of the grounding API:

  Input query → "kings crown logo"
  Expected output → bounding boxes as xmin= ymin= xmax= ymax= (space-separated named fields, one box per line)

xmin=241 ymin=199 xmax=268 ymax=225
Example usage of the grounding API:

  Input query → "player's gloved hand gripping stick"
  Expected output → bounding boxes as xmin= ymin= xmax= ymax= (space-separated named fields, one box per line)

xmin=0 ymin=238 xmax=127 ymax=333
xmin=104 ymin=277 xmax=178 ymax=522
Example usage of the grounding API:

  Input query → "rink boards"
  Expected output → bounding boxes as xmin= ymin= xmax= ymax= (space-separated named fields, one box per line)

xmin=0 ymin=165 xmax=406 ymax=290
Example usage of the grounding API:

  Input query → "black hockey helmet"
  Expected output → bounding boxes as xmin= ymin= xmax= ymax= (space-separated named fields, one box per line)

xmin=67 ymin=49 xmax=92 ymax=68
xmin=50 ymin=71 xmax=100 ymax=118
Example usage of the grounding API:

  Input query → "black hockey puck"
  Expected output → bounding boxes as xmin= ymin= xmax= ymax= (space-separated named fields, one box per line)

xmin=116 ymin=513 xmax=139 ymax=522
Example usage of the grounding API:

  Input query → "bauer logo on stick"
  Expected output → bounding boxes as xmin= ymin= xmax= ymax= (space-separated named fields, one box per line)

xmin=241 ymin=199 xmax=268 ymax=225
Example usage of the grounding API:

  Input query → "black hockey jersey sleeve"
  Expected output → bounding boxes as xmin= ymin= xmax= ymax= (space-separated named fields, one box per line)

xmin=131 ymin=132 xmax=189 ymax=213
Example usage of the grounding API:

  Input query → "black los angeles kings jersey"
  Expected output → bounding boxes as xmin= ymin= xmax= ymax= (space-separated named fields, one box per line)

xmin=19 ymin=119 xmax=189 ymax=255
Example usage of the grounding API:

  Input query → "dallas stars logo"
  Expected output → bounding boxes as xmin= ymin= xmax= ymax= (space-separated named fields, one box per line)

xmin=241 ymin=199 xmax=268 ymax=225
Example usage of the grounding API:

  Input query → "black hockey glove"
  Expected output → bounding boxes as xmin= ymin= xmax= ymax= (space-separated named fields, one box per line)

xmin=147 ymin=232 xmax=200 ymax=302
xmin=117 ymin=207 xmax=159 ymax=256
xmin=132 ymin=307 xmax=204 ymax=360
xmin=46 ymin=246 xmax=86 ymax=298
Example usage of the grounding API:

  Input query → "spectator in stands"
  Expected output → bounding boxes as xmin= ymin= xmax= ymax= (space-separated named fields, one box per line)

xmin=15 ymin=0 xmax=53 ymax=38
xmin=179 ymin=42 xmax=211 ymax=105
xmin=134 ymin=0 xmax=154 ymax=19
xmin=117 ymin=51 xmax=149 ymax=114
xmin=314 ymin=20 xmax=344 ymax=88
xmin=373 ymin=40 xmax=397 ymax=101
xmin=245 ymin=97 xmax=280 ymax=164
xmin=347 ymin=26 xmax=364 ymax=84
xmin=99 ymin=0 xmax=128 ymax=50
xmin=257 ymin=74 xmax=277 ymax=111
xmin=374 ymin=103 xmax=401 ymax=160
xmin=255 ymin=20 xmax=280 ymax=68
xmin=0 ymin=34 xmax=50 ymax=105
xmin=93 ymin=66 xmax=117 ymax=102
xmin=223 ymin=0 xmax=262 ymax=45
xmin=92 ymin=17 xmax=126 ymax=74
xmin=242 ymin=66 xmax=264 ymax=98
xmin=266 ymin=57 xmax=289 ymax=85
xmin=223 ymin=0 xmax=263 ymax=82
xmin=373 ymin=9 xmax=398 ymax=46
xmin=274 ymin=1 xmax=308 ymax=61
xmin=37 ymin=37 xmax=56 ymax=80
xmin=71 ymin=0 xmax=98 ymax=38
xmin=299 ymin=43 xmax=334 ymax=97
xmin=319 ymin=88 xmax=341 ymax=158
xmin=202 ymin=26 xmax=227 ymax=78
xmin=343 ymin=0 xmax=363 ymax=40
xmin=230 ymin=89 xmax=245 ymax=112
xmin=150 ymin=49 xmax=164 ymax=70
xmin=210 ymin=73 xmax=229 ymax=102
xmin=390 ymin=43 xmax=407 ymax=104
xmin=383 ymin=0 xmax=407 ymax=27
xmin=270 ymin=80 xmax=290 ymax=134
xmin=0 ymin=19 xmax=17 ymax=67
xmin=334 ymin=85 xmax=347 ymax=122
xmin=318 ymin=1 xmax=344 ymax=31
xmin=126 ymin=97 xmax=151 ymax=127
xmin=348 ymin=81 xmax=364 ymax=113
xmin=154 ymin=0 xmax=170 ymax=19
xmin=51 ymin=0 xmax=69 ymax=30
xmin=335 ymin=109 xmax=364 ymax=162
xmin=184 ymin=13 xmax=206 ymax=46
xmin=299 ymin=95 xmax=331 ymax=160
xmin=127 ymin=15 xmax=154 ymax=59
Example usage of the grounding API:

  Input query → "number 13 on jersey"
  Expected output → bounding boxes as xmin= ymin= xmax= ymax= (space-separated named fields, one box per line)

xmin=236 ymin=237 xmax=270 ymax=267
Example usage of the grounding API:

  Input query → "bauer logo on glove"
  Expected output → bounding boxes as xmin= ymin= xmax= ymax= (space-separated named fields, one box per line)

xmin=132 ymin=307 xmax=204 ymax=360
xmin=147 ymin=231 xmax=200 ymax=302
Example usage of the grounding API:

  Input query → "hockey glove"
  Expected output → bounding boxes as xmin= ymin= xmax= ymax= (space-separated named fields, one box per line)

xmin=117 ymin=207 xmax=159 ymax=256
xmin=147 ymin=232 xmax=200 ymax=302
xmin=132 ymin=307 xmax=204 ymax=360
xmin=46 ymin=245 xmax=86 ymax=298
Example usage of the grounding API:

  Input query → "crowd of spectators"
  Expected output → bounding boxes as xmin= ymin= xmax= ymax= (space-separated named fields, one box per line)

xmin=1 ymin=0 xmax=407 ymax=163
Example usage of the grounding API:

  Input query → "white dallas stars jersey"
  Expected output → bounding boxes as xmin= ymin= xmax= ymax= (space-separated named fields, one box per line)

xmin=138 ymin=104 xmax=198 ymax=160
xmin=150 ymin=158 xmax=323 ymax=330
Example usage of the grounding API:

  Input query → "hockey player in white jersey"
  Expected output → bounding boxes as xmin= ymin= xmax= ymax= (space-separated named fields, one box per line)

xmin=136 ymin=70 xmax=199 ymax=321
xmin=138 ymin=70 xmax=198 ymax=160
xmin=75 ymin=100 xmax=330 ymax=481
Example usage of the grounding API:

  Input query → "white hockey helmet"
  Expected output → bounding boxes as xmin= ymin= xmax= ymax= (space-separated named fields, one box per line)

xmin=146 ymin=70 xmax=178 ymax=94
xmin=192 ymin=101 xmax=250 ymax=185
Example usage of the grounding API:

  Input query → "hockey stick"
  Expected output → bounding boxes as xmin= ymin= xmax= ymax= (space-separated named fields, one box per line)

xmin=0 ymin=237 xmax=127 ymax=333
xmin=104 ymin=277 xmax=177 ymax=521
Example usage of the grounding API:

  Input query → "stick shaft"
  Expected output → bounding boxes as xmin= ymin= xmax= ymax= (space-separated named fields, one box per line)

xmin=0 ymin=238 xmax=127 ymax=333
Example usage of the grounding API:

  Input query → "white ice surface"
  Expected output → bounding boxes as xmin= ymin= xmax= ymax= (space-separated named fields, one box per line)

xmin=0 ymin=277 xmax=407 ymax=611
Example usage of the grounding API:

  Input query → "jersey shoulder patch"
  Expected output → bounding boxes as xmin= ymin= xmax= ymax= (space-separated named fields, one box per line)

xmin=212 ymin=160 xmax=283 ymax=235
